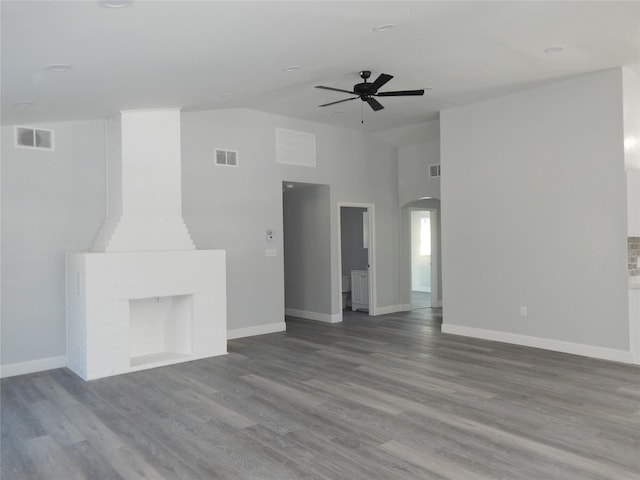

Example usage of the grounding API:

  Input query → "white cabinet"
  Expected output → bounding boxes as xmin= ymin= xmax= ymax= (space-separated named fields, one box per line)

xmin=351 ymin=270 xmax=369 ymax=312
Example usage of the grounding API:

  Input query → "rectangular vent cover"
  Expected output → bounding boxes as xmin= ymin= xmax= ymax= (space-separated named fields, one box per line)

xmin=276 ymin=128 xmax=316 ymax=167
xmin=215 ymin=149 xmax=238 ymax=167
xmin=429 ymin=164 xmax=441 ymax=178
xmin=15 ymin=126 xmax=54 ymax=150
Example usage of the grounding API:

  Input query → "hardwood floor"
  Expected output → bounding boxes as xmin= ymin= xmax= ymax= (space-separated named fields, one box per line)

xmin=411 ymin=291 xmax=431 ymax=310
xmin=2 ymin=309 xmax=640 ymax=479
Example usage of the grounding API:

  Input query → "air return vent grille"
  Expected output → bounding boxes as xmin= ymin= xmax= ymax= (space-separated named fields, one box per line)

xmin=215 ymin=148 xmax=238 ymax=167
xmin=15 ymin=126 xmax=54 ymax=150
xmin=429 ymin=164 xmax=441 ymax=178
xmin=276 ymin=128 xmax=316 ymax=167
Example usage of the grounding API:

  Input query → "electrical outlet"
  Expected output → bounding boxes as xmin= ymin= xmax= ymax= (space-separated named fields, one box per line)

xmin=266 ymin=229 xmax=274 ymax=242
xmin=520 ymin=306 xmax=527 ymax=317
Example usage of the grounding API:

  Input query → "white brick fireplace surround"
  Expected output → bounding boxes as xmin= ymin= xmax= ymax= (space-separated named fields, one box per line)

xmin=66 ymin=250 xmax=226 ymax=380
xmin=66 ymin=109 xmax=227 ymax=380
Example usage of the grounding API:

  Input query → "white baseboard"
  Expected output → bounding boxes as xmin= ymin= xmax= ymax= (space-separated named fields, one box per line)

xmin=285 ymin=308 xmax=342 ymax=323
xmin=441 ymin=323 xmax=634 ymax=364
xmin=1 ymin=355 xmax=67 ymax=379
xmin=412 ymin=287 xmax=431 ymax=293
xmin=431 ymin=299 xmax=442 ymax=308
xmin=2 ymin=324 xmax=288 ymax=378
xmin=227 ymin=322 xmax=286 ymax=340
xmin=374 ymin=304 xmax=412 ymax=315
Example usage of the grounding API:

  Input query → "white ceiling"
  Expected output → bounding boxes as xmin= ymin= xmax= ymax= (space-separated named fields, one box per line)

xmin=2 ymin=1 xmax=639 ymax=132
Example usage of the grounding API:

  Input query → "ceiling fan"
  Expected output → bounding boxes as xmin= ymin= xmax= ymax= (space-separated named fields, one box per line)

xmin=315 ymin=70 xmax=425 ymax=112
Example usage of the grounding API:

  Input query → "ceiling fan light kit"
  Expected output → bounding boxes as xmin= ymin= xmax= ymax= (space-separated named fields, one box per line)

xmin=315 ymin=70 xmax=425 ymax=112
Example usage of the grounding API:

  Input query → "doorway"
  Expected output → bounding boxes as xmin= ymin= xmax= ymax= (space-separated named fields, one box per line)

xmin=410 ymin=209 xmax=432 ymax=310
xmin=338 ymin=203 xmax=375 ymax=317
xmin=282 ymin=182 xmax=334 ymax=322
xmin=401 ymin=199 xmax=441 ymax=311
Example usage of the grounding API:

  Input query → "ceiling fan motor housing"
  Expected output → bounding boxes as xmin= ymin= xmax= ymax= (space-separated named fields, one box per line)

xmin=354 ymin=83 xmax=374 ymax=97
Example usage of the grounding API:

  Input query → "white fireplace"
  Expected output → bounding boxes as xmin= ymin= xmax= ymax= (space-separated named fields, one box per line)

xmin=66 ymin=109 xmax=227 ymax=381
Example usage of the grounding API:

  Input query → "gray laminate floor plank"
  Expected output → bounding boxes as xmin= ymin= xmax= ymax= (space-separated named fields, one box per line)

xmin=23 ymin=435 xmax=87 ymax=480
xmin=59 ymin=400 xmax=169 ymax=480
xmin=1 ymin=383 xmax=47 ymax=441
xmin=28 ymin=399 xmax=86 ymax=446
xmin=62 ymin=440 xmax=125 ymax=480
xmin=2 ymin=309 xmax=639 ymax=479
xmin=1 ymin=433 xmax=40 ymax=480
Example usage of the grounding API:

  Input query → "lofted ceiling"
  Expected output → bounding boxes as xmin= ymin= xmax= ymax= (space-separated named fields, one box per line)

xmin=2 ymin=1 xmax=639 ymax=132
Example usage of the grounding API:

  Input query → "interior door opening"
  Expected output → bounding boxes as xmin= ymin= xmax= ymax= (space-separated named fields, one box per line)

xmin=410 ymin=209 xmax=432 ymax=310
xmin=338 ymin=204 xmax=375 ymax=317
xmin=402 ymin=199 xmax=441 ymax=312
xmin=282 ymin=181 xmax=333 ymax=323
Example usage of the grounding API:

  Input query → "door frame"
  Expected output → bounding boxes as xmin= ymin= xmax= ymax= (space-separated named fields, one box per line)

xmin=337 ymin=202 xmax=376 ymax=318
xmin=408 ymin=205 xmax=440 ymax=308
xmin=409 ymin=208 xmax=432 ymax=304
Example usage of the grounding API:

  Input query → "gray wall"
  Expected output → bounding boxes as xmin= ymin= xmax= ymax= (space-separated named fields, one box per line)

xmin=340 ymin=207 xmax=368 ymax=277
xmin=375 ymin=119 xmax=440 ymax=148
xmin=1 ymin=121 xmax=106 ymax=365
xmin=398 ymin=139 xmax=440 ymax=207
xmin=2 ymin=108 xmax=402 ymax=368
xmin=181 ymin=108 xmax=400 ymax=327
xmin=440 ymin=68 xmax=630 ymax=351
xmin=283 ymin=185 xmax=332 ymax=314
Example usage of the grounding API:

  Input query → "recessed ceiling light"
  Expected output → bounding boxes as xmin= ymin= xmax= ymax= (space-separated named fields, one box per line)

xmin=13 ymin=101 xmax=35 ymax=108
xmin=45 ymin=63 xmax=74 ymax=72
xmin=419 ymin=196 xmax=433 ymax=200
xmin=286 ymin=184 xmax=294 ymax=189
xmin=373 ymin=23 xmax=396 ymax=32
xmin=282 ymin=66 xmax=301 ymax=72
xmin=544 ymin=45 xmax=565 ymax=54
xmin=97 ymin=0 xmax=133 ymax=8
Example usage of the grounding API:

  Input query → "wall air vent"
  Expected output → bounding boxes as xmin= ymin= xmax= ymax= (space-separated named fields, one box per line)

xmin=15 ymin=126 xmax=54 ymax=150
xmin=429 ymin=164 xmax=441 ymax=178
xmin=215 ymin=148 xmax=238 ymax=167
xmin=276 ymin=128 xmax=316 ymax=167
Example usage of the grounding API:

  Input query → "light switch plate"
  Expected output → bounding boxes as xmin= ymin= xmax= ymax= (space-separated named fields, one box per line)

xmin=265 ymin=249 xmax=277 ymax=257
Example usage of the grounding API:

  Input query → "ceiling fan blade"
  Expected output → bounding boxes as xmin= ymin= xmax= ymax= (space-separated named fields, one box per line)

xmin=315 ymin=86 xmax=356 ymax=95
xmin=370 ymin=73 xmax=393 ymax=91
xmin=319 ymin=97 xmax=358 ymax=107
xmin=366 ymin=97 xmax=384 ymax=111
xmin=376 ymin=89 xmax=425 ymax=97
